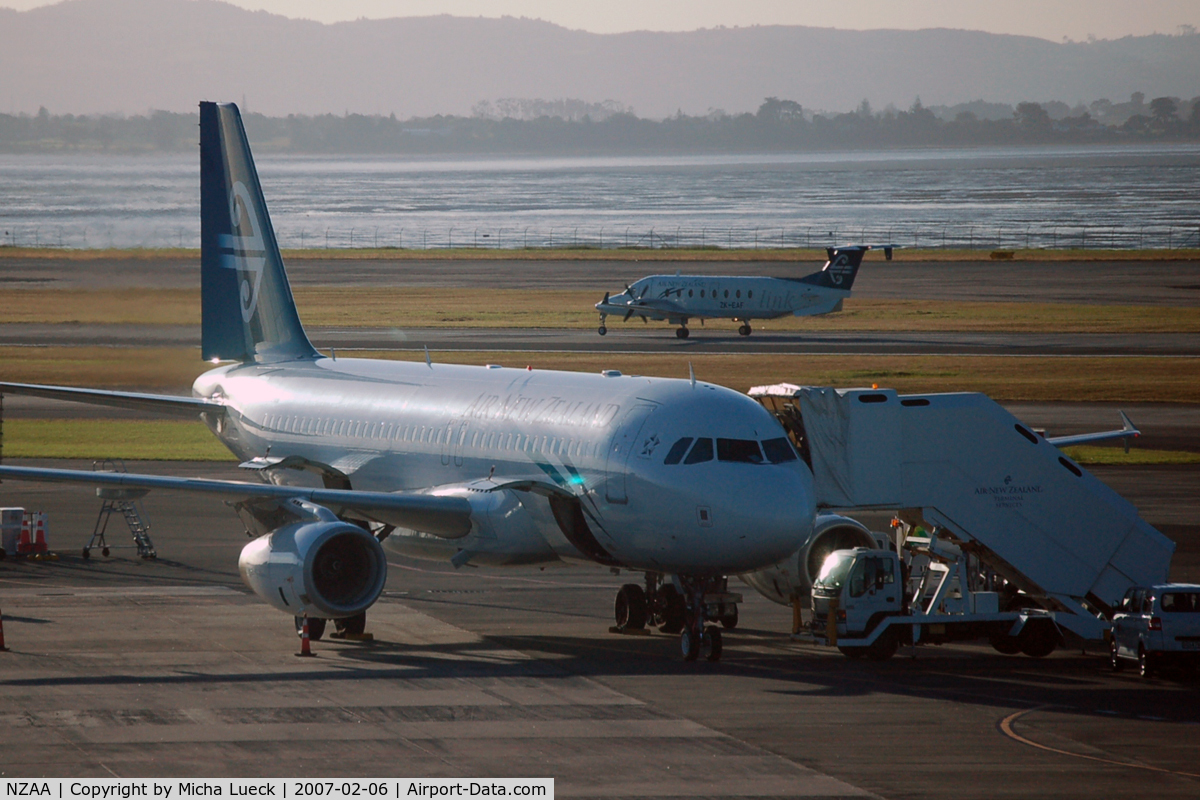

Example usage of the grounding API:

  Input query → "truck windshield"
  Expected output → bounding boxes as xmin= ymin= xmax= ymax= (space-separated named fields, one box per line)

xmin=813 ymin=551 xmax=857 ymax=592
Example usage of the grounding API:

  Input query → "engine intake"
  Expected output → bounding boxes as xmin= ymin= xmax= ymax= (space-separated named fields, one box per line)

xmin=239 ymin=518 xmax=387 ymax=619
xmin=739 ymin=514 xmax=876 ymax=605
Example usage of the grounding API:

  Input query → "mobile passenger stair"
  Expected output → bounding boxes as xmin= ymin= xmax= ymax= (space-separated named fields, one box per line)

xmin=751 ymin=385 xmax=1175 ymax=643
xmin=85 ymin=459 xmax=157 ymax=559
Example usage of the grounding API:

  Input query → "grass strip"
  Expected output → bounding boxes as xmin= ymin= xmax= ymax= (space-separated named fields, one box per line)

xmin=3 ymin=347 xmax=1199 ymax=402
xmin=2 ymin=288 xmax=1197 ymax=333
xmin=1 ymin=419 xmax=235 ymax=461
xmin=1060 ymin=446 xmax=1200 ymax=465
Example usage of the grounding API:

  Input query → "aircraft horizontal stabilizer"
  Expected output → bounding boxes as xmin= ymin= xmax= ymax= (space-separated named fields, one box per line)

xmin=0 ymin=465 xmax=473 ymax=538
xmin=1046 ymin=411 xmax=1140 ymax=450
xmin=0 ymin=382 xmax=225 ymax=419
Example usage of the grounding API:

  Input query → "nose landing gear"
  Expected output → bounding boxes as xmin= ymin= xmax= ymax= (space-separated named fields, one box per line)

xmin=598 ymin=313 xmax=607 ymax=336
xmin=610 ymin=573 xmax=736 ymax=662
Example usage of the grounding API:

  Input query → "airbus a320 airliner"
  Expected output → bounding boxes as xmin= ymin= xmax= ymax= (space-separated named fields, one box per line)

xmin=0 ymin=103 xmax=827 ymax=662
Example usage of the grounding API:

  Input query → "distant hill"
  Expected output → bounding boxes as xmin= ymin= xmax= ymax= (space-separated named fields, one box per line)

xmin=2 ymin=0 xmax=1198 ymax=118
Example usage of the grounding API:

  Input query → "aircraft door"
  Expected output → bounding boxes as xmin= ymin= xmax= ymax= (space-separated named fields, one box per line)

xmin=604 ymin=403 xmax=656 ymax=504
xmin=440 ymin=419 xmax=468 ymax=467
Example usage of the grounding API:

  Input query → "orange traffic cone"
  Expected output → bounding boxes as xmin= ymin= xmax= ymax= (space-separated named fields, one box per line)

xmin=0 ymin=607 xmax=9 ymax=651
xmin=296 ymin=616 xmax=315 ymax=658
xmin=17 ymin=518 xmax=31 ymax=555
xmin=32 ymin=514 xmax=47 ymax=554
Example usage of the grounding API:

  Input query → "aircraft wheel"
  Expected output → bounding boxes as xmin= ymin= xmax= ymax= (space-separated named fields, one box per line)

xmin=101 ymin=547 xmax=110 ymax=557
xmin=598 ymin=325 xmax=607 ymax=336
xmin=334 ymin=611 xmax=366 ymax=637
xmin=657 ymin=585 xmax=686 ymax=634
xmin=1110 ymin=638 xmax=1124 ymax=672
xmin=296 ymin=616 xmax=327 ymax=641
xmin=680 ymin=627 xmax=700 ymax=662
xmin=703 ymin=626 xmax=723 ymax=662
xmin=720 ymin=604 xmax=738 ymax=629
xmin=615 ymin=583 xmax=648 ymax=630
xmin=675 ymin=327 xmax=689 ymax=339
xmin=738 ymin=324 xmax=752 ymax=336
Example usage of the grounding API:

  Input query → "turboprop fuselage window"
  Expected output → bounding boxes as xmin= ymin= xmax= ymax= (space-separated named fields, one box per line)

xmin=663 ymin=437 xmax=693 ymax=465
xmin=717 ymin=438 xmax=764 ymax=464
xmin=683 ymin=438 xmax=714 ymax=464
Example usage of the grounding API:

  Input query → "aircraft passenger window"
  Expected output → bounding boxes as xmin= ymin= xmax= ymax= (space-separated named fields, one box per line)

xmin=748 ymin=290 xmax=753 ymax=298
xmin=700 ymin=290 xmax=705 ymax=298
xmin=688 ymin=289 xmax=693 ymax=297
xmin=736 ymin=290 xmax=741 ymax=298
xmin=761 ymin=437 xmax=798 ymax=463
xmin=663 ymin=437 xmax=693 ymax=465
xmin=717 ymin=438 xmax=764 ymax=464
xmin=724 ymin=289 xmax=729 ymax=298
xmin=683 ymin=438 xmax=714 ymax=464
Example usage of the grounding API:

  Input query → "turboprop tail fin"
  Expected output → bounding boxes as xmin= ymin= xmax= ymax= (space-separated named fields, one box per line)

xmin=200 ymin=101 xmax=317 ymax=364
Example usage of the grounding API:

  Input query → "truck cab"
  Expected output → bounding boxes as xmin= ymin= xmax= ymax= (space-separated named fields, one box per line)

xmin=811 ymin=547 xmax=904 ymax=659
xmin=1111 ymin=583 xmax=1200 ymax=678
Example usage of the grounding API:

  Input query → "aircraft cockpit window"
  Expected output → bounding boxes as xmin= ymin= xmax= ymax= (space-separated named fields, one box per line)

xmin=761 ymin=437 xmax=798 ymax=464
xmin=663 ymin=437 xmax=693 ymax=465
xmin=683 ymin=438 xmax=714 ymax=464
xmin=717 ymin=438 xmax=764 ymax=464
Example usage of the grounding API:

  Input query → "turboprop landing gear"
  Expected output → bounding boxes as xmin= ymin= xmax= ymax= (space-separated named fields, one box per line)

xmin=737 ymin=322 xmax=752 ymax=336
xmin=675 ymin=326 xmax=690 ymax=339
xmin=598 ymin=314 xmax=607 ymax=336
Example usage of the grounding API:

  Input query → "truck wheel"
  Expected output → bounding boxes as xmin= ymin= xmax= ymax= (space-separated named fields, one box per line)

xmin=989 ymin=628 xmax=1022 ymax=655
xmin=1019 ymin=619 xmax=1058 ymax=658
xmin=1138 ymin=647 xmax=1156 ymax=679
xmin=1110 ymin=639 xmax=1124 ymax=672
xmin=867 ymin=631 xmax=899 ymax=661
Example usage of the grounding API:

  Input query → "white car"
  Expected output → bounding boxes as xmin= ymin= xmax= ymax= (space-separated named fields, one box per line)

xmin=1110 ymin=584 xmax=1200 ymax=677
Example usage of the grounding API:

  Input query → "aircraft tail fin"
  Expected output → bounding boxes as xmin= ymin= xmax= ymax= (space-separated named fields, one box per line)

xmin=799 ymin=245 xmax=872 ymax=290
xmin=200 ymin=102 xmax=317 ymax=364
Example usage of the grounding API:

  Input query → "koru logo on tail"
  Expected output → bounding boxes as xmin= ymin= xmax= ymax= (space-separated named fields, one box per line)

xmin=826 ymin=254 xmax=853 ymax=286
xmin=217 ymin=181 xmax=267 ymax=323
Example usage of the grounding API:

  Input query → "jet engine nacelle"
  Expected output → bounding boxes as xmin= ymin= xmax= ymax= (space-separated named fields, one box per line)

xmin=739 ymin=514 xmax=876 ymax=605
xmin=239 ymin=517 xmax=387 ymax=619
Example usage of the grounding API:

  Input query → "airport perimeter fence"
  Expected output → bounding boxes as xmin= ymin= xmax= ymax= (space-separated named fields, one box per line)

xmin=3 ymin=223 xmax=1199 ymax=252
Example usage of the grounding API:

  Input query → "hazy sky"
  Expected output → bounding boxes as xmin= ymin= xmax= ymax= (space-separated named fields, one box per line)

xmin=5 ymin=0 xmax=1199 ymax=41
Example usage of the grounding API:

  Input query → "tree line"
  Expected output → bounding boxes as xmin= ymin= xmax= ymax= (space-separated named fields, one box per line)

xmin=2 ymin=95 xmax=1198 ymax=154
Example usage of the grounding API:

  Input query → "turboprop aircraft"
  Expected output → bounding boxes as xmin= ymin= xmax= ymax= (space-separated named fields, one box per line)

xmin=594 ymin=244 xmax=889 ymax=339
xmin=0 ymin=102 xmax=829 ymax=662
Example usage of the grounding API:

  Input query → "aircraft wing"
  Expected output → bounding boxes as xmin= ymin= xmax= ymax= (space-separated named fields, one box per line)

xmin=1046 ymin=411 xmax=1140 ymax=449
xmin=0 ymin=465 xmax=473 ymax=538
xmin=0 ymin=381 xmax=224 ymax=419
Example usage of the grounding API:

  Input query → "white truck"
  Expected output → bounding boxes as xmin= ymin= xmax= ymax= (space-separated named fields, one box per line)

xmin=746 ymin=385 xmax=1176 ymax=659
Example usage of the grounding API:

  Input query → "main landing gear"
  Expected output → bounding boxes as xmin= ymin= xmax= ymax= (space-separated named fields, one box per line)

xmin=612 ymin=573 xmax=737 ymax=662
xmin=598 ymin=314 xmax=607 ymax=336
xmin=737 ymin=322 xmax=752 ymax=336
xmin=675 ymin=326 xmax=690 ymax=339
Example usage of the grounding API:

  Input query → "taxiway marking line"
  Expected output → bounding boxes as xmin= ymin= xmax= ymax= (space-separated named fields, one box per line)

xmin=998 ymin=706 xmax=1200 ymax=779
